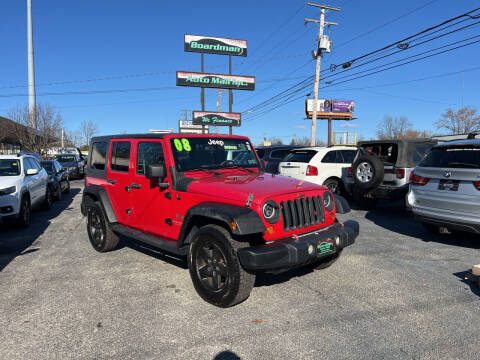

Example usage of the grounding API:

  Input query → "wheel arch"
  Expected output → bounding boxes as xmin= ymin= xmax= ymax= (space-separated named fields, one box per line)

xmin=178 ymin=202 xmax=266 ymax=248
xmin=81 ymin=185 xmax=117 ymax=223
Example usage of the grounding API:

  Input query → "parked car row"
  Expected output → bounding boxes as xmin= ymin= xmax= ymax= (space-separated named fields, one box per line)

xmin=257 ymin=133 xmax=480 ymax=236
xmin=0 ymin=153 xmax=71 ymax=227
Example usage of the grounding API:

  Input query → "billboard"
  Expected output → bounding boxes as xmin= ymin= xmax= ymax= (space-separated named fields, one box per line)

xmin=305 ymin=99 xmax=354 ymax=119
xmin=192 ymin=111 xmax=241 ymax=127
xmin=332 ymin=100 xmax=354 ymax=113
xmin=184 ymin=35 xmax=247 ymax=57
xmin=176 ymin=71 xmax=255 ymax=91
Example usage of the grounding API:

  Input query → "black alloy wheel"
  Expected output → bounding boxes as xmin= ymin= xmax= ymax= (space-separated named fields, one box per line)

xmin=188 ymin=225 xmax=255 ymax=307
xmin=87 ymin=207 xmax=105 ymax=250
xmin=17 ymin=196 xmax=31 ymax=228
xmin=195 ymin=242 xmax=229 ymax=292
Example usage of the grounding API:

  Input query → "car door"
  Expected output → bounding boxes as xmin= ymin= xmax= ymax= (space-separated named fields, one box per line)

xmin=32 ymin=158 xmax=48 ymax=200
xmin=22 ymin=158 xmax=37 ymax=202
xmin=319 ymin=150 xmax=339 ymax=184
xmin=106 ymin=140 xmax=133 ymax=225
xmin=128 ymin=139 xmax=174 ymax=239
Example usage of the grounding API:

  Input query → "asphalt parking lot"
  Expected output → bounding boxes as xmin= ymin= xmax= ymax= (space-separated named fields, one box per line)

xmin=1 ymin=180 xmax=479 ymax=360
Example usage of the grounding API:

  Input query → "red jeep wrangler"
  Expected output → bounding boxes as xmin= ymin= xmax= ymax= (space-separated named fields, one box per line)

xmin=81 ymin=134 xmax=358 ymax=307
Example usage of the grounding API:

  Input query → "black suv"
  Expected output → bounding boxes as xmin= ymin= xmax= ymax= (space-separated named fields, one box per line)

xmin=256 ymin=145 xmax=303 ymax=174
xmin=342 ymin=139 xmax=437 ymax=208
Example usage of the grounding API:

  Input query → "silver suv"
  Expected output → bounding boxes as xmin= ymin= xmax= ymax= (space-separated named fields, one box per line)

xmin=407 ymin=137 xmax=480 ymax=234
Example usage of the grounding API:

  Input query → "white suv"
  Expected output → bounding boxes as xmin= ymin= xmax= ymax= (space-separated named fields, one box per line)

xmin=279 ymin=146 xmax=357 ymax=194
xmin=0 ymin=154 xmax=51 ymax=227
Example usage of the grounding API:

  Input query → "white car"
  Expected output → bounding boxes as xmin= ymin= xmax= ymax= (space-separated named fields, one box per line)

xmin=279 ymin=146 xmax=357 ymax=194
xmin=0 ymin=154 xmax=52 ymax=227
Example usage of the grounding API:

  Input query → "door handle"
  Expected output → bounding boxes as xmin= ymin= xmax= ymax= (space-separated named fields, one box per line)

xmin=107 ymin=179 xmax=117 ymax=184
xmin=130 ymin=183 xmax=141 ymax=189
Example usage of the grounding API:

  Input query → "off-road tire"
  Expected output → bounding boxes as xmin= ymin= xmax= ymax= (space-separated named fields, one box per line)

xmin=188 ymin=224 xmax=256 ymax=307
xmin=64 ymin=181 xmax=70 ymax=194
xmin=16 ymin=195 xmax=31 ymax=228
xmin=323 ymin=178 xmax=343 ymax=195
xmin=352 ymin=154 xmax=384 ymax=191
xmin=310 ymin=250 xmax=343 ymax=270
xmin=41 ymin=186 xmax=53 ymax=211
xmin=55 ymin=184 xmax=62 ymax=201
xmin=87 ymin=202 xmax=119 ymax=252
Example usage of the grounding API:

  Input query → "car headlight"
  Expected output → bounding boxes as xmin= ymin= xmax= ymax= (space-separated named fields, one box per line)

xmin=323 ymin=191 xmax=335 ymax=211
xmin=262 ymin=200 xmax=280 ymax=224
xmin=0 ymin=186 xmax=16 ymax=196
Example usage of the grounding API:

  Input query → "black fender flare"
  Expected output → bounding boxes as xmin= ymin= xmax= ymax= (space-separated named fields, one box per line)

xmin=178 ymin=202 xmax=266 ymax=248
xmin=334 ymin=194 xmax=350 ymax=214
xmin=81 ymin=185 xmax=117 ymax=223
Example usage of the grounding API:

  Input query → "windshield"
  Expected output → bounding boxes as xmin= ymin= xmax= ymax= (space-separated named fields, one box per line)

xmin=0 ymin=159 xmax=21 ymax=176
xmin=56 ymin=155 xmax=76 ymax=163
xmin=170 ymin=137 xmax=260 ymax=172
xmin=41 ymin=162 xmax=55 ymax=175
xmin=419 ymin=146 xmax=480 ymax=168
xmin=283 ymin=150 xmax=317 ymax=163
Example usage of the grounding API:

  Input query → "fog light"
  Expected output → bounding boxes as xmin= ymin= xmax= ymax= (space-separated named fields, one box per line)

xmin=266 ymin=225 xmax=274 ymax=235
xmin=335 ymin=236 xmax=340 ymax=246
xmin=308 ymin=244 xmax=314 ymax=255
xmin=329 ymin=212 xmax=335 ymax=221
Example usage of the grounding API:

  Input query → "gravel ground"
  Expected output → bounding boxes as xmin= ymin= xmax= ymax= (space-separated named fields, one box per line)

xmin=1 ymin=181 xmax=479 ymax=360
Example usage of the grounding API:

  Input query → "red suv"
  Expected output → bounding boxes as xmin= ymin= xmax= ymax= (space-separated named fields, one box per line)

xmin=81 ymin=134 xmax=358 ymax=307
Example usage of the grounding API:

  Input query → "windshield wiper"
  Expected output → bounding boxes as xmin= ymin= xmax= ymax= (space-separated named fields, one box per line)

xmin=447 ymin=162 xmax=480 ymax=169
xmin=224 ymin=165 xmax=260 ymax=174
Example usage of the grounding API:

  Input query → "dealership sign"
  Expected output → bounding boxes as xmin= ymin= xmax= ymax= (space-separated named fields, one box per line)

xmin=192 ymin=111 xmax=241 ymax=127
xmin=184 ymin=35 xmax=247 ymax=56
xmin=176 ymin=71 xmax=255 ymax=90
xmin=178 ymin=120 xmax=208 ymax=134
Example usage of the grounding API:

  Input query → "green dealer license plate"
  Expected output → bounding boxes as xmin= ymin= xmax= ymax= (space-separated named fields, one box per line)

xmin=317 ymin=240 xmax=334 ymax=256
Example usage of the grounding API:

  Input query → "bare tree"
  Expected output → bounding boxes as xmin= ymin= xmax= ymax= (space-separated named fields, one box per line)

xmin=435 ymin=106 xmax=480 ymax=134
xmin=376 ymin=116 xmax=413 ymax=139
xmin=290 ymin=136 xmax=325 ymax=146
xmin=268 ymin=137 xmax=283 ymax=145
xmin=80 ymin=120 xmax=98 ymax=148
xmin=7 ymin=104 xmax=63 ymax=156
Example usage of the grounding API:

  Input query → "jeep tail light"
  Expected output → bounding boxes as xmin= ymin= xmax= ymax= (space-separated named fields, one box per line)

xmin=395 ymin=168 xmax=405 ymax=179
xmin=347 ymin=167 xmax=352 ymax=178
xmin=306 ymin=165 xmax=318 ymax=176
xmin=473 ymin=181 xmax=480 ymax=190
xmin=409 ymin=171 xmax=430 ymax=186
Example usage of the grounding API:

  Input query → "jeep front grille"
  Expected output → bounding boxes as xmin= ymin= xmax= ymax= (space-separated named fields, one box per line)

xmin=280 ymin=196 xmax=325 ymax=232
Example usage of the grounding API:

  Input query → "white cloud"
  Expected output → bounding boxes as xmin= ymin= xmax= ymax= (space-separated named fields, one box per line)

xmin=340 ymin=123 xmax=359 ymax=128
xmin=294 ymin=125 xmax=307 ymax=130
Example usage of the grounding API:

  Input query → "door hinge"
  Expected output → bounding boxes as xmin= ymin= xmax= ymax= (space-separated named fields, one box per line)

xmin=126 ymin=209 xmax=131 ymax=215
xmin=164 ymin=192 xmax=172 ymax=199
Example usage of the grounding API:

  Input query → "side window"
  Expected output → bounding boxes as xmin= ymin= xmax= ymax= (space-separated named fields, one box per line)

xmin=270 ymin=149 xmax=290 ymax=159
xmin=90 ymin=142 xmax=107 ymax=170
xmin=256 ymin=149 xmax=265 ymax=159
xmin=335 ymin=151 xmax=344 ymax=163
xmin=23 ymin=158 xmax=34 ymax=173
xmin=54 ymin=161 xmax=62 ymax=172
xmin=110 ymin=141 xmax=131 ymax=172
xmin=321 ymin=151 xmax=336 ymax=163
xmin=341 ymin=150 xmax=356 ymax=164
xmin=30 ymin=158 xmax=42 ymax=170
xmin=137 ymin=142 xmax=164 ymax=175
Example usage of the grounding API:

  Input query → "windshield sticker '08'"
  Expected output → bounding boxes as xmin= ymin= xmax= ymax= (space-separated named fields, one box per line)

xmin=173 ymin=138 xmax=192 ymax=152
xmin=207 ymin=139 xmax=224 ymax=146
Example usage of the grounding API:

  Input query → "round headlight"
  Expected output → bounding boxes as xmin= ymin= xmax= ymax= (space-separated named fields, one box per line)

xmin=323 ymin=191 xmax=335 ymax=211
xmin=262 ymin=200 xmax=280 ymax=224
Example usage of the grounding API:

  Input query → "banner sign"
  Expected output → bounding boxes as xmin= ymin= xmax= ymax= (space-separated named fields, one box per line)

xmin=332 ymin=100 xmax=355 ymax=113
xmin=305 ymin=99 xmax=354 ymax=119
xmin=178 ymin=120 xmax=208 ymax=134
xmin=184 ymin=35 xmax=247 ymax=56
xmin=192 ymin=111 xmax=241 ymax=127
xmin=176 ymin=71 xmax=255 ymax=91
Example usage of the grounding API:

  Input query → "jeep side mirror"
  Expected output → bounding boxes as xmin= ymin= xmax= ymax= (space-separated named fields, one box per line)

xmin=146 ymin=164 xmax=166 ymax=179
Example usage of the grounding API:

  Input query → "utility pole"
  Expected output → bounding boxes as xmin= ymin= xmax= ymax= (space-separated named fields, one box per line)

xmin=27 ymin=0 xmax=37 ymax=129
xmin=305 ymin=3 xmax=340 ymax=146
xmin=214 ymin=90 xmax=225 ymax=135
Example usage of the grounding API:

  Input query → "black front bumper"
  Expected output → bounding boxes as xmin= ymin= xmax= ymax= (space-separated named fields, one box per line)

xmin=237 ymin=220 xmax=359 ymax=271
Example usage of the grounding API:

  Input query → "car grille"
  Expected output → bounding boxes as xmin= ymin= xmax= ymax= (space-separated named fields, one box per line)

xmin=280 ymin=196 xmax=325 ymax=232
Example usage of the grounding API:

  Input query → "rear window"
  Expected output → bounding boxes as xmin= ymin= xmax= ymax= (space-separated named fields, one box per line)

xmin=283 ymin=150 xmax=317 ymax=163
xmin=256 ymin=149 xmax=265 ymax=159
xmin=270 ymin=149 xmax=290 ymax=159
xmin=419 ymin=146 xmax=480 ymax=168
xmin=90 ymin=142 xmax=107 ymax=170
xmin=361 ymin=143 xmax=398 ymax=165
